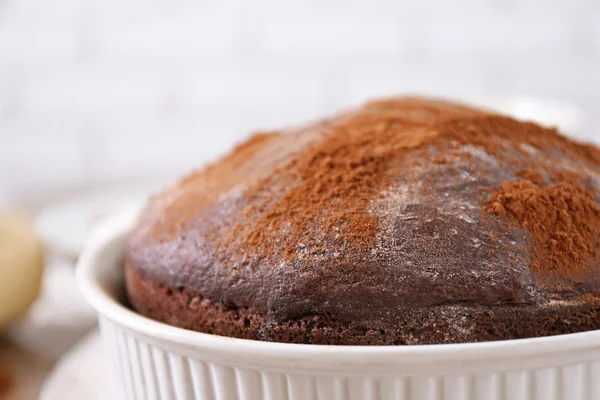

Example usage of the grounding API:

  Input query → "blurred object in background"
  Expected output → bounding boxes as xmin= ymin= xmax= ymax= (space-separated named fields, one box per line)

xmin=0 ymin=211 xmax=44 ymax=331
xmin=0 ymin=366 xmax=11 ymax=397
xmin=6 ymin=180 xmax=164 ymax=360
xmin=7 ymin=259 xmax=96 ymax=359
xmin=0 ymin=336 xmax=53 ymax=400
xmin=0 ymin=210 xmax=48 ymax=399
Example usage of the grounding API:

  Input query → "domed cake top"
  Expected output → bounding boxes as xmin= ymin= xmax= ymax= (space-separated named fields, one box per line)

xmin=128 ymin=97 xmax=600 ymax=326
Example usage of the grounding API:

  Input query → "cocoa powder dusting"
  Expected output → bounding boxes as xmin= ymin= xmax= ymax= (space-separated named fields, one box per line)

xmin=244 ymin=108 xmax=440 ymax=253
xmin=515 ymin=169 xmax=545 ymax=185
xmin=146 ymin=96 xmax=600 ymax=280
xmin=237 ymin=98 xmax=600 ymax=271
xmin=485 ymin=175 xmax=600 ymax=275
xmin=235 ymin=99 xmax=485 ymax=259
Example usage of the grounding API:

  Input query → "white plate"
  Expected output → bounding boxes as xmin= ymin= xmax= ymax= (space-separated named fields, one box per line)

xmin=39 ymin=331 xmax=111 ymax=400
xmin=35 ymin=181 xmax=167 ymax=258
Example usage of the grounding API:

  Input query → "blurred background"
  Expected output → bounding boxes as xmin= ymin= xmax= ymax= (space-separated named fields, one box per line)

xmin=0 ymin=0 xmax=599 ymax=398
xmin=1 ymin=0 xmax=599 ymax=206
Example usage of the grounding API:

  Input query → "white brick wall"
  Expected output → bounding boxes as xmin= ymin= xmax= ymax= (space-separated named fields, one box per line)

xmin=1 ymin=0 xmax=599 ymax=202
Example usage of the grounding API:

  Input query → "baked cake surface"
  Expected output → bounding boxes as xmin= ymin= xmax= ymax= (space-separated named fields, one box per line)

xmin=126 ymin=97 xmax=600 ymax=345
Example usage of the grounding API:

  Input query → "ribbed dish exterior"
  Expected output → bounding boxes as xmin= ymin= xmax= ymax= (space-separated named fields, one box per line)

xmin=99 ymin=316 xmax=600 ymax=400
xmin=80 ymin=213 xmax=600 ymax=400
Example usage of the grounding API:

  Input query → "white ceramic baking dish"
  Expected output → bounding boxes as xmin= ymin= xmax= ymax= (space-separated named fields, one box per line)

xmin=77 ymin=210 xmax=600 ymax=400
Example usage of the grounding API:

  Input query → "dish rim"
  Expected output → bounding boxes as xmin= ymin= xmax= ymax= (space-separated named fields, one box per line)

xmin=77 ymin=209 xmax=600 ymax=367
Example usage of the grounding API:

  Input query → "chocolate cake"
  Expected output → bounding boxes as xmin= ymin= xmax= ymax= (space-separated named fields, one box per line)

xmin=125 ymin=97 xmax=600 ymax=345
